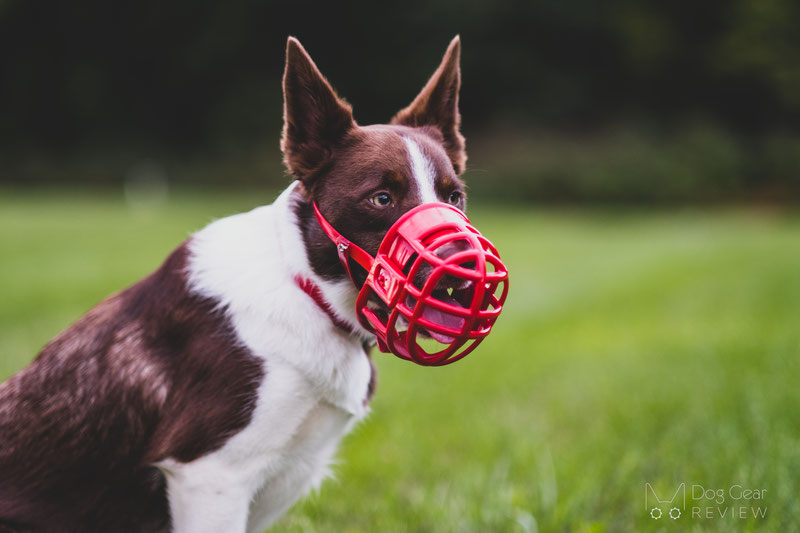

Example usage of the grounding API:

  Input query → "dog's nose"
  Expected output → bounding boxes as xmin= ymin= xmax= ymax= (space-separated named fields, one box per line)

xmin=434 ymin=239 xmax=470 ymax=260
xmin=407 ymin=239 xmax=477 ymax=290
xmin=435 ymin=240 xmax=476 ymax=271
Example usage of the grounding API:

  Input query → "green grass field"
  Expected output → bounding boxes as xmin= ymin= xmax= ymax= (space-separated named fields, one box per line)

xmin=1 ymin=190 xmax=798 ymax=532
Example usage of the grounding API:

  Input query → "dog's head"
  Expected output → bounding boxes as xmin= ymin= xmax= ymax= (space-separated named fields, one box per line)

xmin=283 ymin=36 xmax=468 ymax=284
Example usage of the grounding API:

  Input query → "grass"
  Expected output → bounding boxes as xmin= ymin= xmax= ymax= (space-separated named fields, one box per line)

xmin=1 ymin=189 xmax=798 ymax=532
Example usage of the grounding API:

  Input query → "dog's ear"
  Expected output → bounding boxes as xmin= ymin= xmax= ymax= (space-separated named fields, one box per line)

xmin=391 ymin=36 xmax=466 ymax=174
xmin=281 ymin=37 xmax=355 ymax=184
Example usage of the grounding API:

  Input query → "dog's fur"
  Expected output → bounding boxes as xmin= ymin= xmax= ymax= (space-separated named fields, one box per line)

xmin=0 ymin=36 xmax=467 ymax=532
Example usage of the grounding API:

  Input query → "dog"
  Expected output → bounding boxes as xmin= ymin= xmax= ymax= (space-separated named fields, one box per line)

xmin=0 ymin=35 xmax=468 ymax=532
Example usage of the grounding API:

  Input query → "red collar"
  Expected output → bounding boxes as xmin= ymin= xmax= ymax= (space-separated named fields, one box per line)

xmin=294 ymin=275 xmax=357 ymax=336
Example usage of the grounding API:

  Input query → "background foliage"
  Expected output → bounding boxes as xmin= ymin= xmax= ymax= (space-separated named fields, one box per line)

xmin=1 ymin=0 xmax=799 ymax=202
xmin=1 ymin=194 xmax=797 ymax=531
xmin=1 ymin=2 xmax=799 ymax=531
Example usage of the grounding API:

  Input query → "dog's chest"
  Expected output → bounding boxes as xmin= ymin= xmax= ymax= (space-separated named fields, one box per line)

xmin=179 ymin=191 xmax=375 ymax=531
xmin=160 ymin=354 xmax=371 ymax=533
xmin=232 ymin=358 xmax=370 ymax=532
xmin=244 ymin=370 xmax=363 ymax=531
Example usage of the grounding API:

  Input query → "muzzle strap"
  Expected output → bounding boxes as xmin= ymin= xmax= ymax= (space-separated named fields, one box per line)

xmin=313 ymin=202 xmax=374 ymax=285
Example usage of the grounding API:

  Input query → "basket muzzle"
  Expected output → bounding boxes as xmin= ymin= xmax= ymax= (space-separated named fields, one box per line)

xmin=313 ymin=201 xmax=509 ymax=366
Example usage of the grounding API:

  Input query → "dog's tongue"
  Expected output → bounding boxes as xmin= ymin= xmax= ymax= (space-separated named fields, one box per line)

xmin=408 ymin=293 xmax=466 ymax=344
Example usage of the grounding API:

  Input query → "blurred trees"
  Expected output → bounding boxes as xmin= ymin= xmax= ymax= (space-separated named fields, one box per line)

xmin=0 ymin=0 xmax=798 ymax=201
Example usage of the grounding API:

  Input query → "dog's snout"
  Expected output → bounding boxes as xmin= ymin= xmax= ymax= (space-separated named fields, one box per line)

xmin=436 ymin=240 xmax=477 ymax=272
xmin=435 ymin=240 xmax=471 ymax=260
xmin=405 ymin=240 xmax=478 ymax=290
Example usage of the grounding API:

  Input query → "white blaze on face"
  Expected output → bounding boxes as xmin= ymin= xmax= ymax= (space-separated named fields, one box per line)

xmin=403 ymin=137 xmax=438 ymax=204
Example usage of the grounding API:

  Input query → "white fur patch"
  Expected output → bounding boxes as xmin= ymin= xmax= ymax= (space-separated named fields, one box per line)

xmin=403 ymin=137 xmax=438 ymax=203
xmin=160 ymin=182 xmax=374 ymax=532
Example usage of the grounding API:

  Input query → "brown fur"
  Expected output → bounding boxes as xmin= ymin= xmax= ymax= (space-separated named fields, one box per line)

xmin=281 ymin=37 xmax=355 ymax=184
xmin=391 ymin=37 xmax=466 ymax=174
xmin=0 ymin=244 xmax=264 ymax=532
xmin=0 ymin=36 xmax=468 ymax=532
xmin=282 ymin=38 xmax=468 ymax=284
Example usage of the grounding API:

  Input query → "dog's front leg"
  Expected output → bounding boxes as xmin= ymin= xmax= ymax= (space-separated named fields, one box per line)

xmin=162 ymin=460 xmax=252 ymax=533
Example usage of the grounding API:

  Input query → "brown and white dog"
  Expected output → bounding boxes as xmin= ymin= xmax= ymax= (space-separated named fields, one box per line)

xmin=0 ymin=36 xmax=467 ymax=532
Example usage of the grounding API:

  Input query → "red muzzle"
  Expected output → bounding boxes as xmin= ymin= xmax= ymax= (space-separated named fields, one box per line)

xmin=313 ymin=202 xmax=509 ymax=366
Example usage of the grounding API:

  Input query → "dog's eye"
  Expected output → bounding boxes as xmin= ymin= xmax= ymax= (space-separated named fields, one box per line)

xmin=369 ymin=192 xmax=393 ymax=207
xmin=447 ymin=191 xmax=463 ymax=205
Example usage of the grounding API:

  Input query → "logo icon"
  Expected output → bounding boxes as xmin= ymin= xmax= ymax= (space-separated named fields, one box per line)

xmin=645 ymin=483 xmax=685 ymax=520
